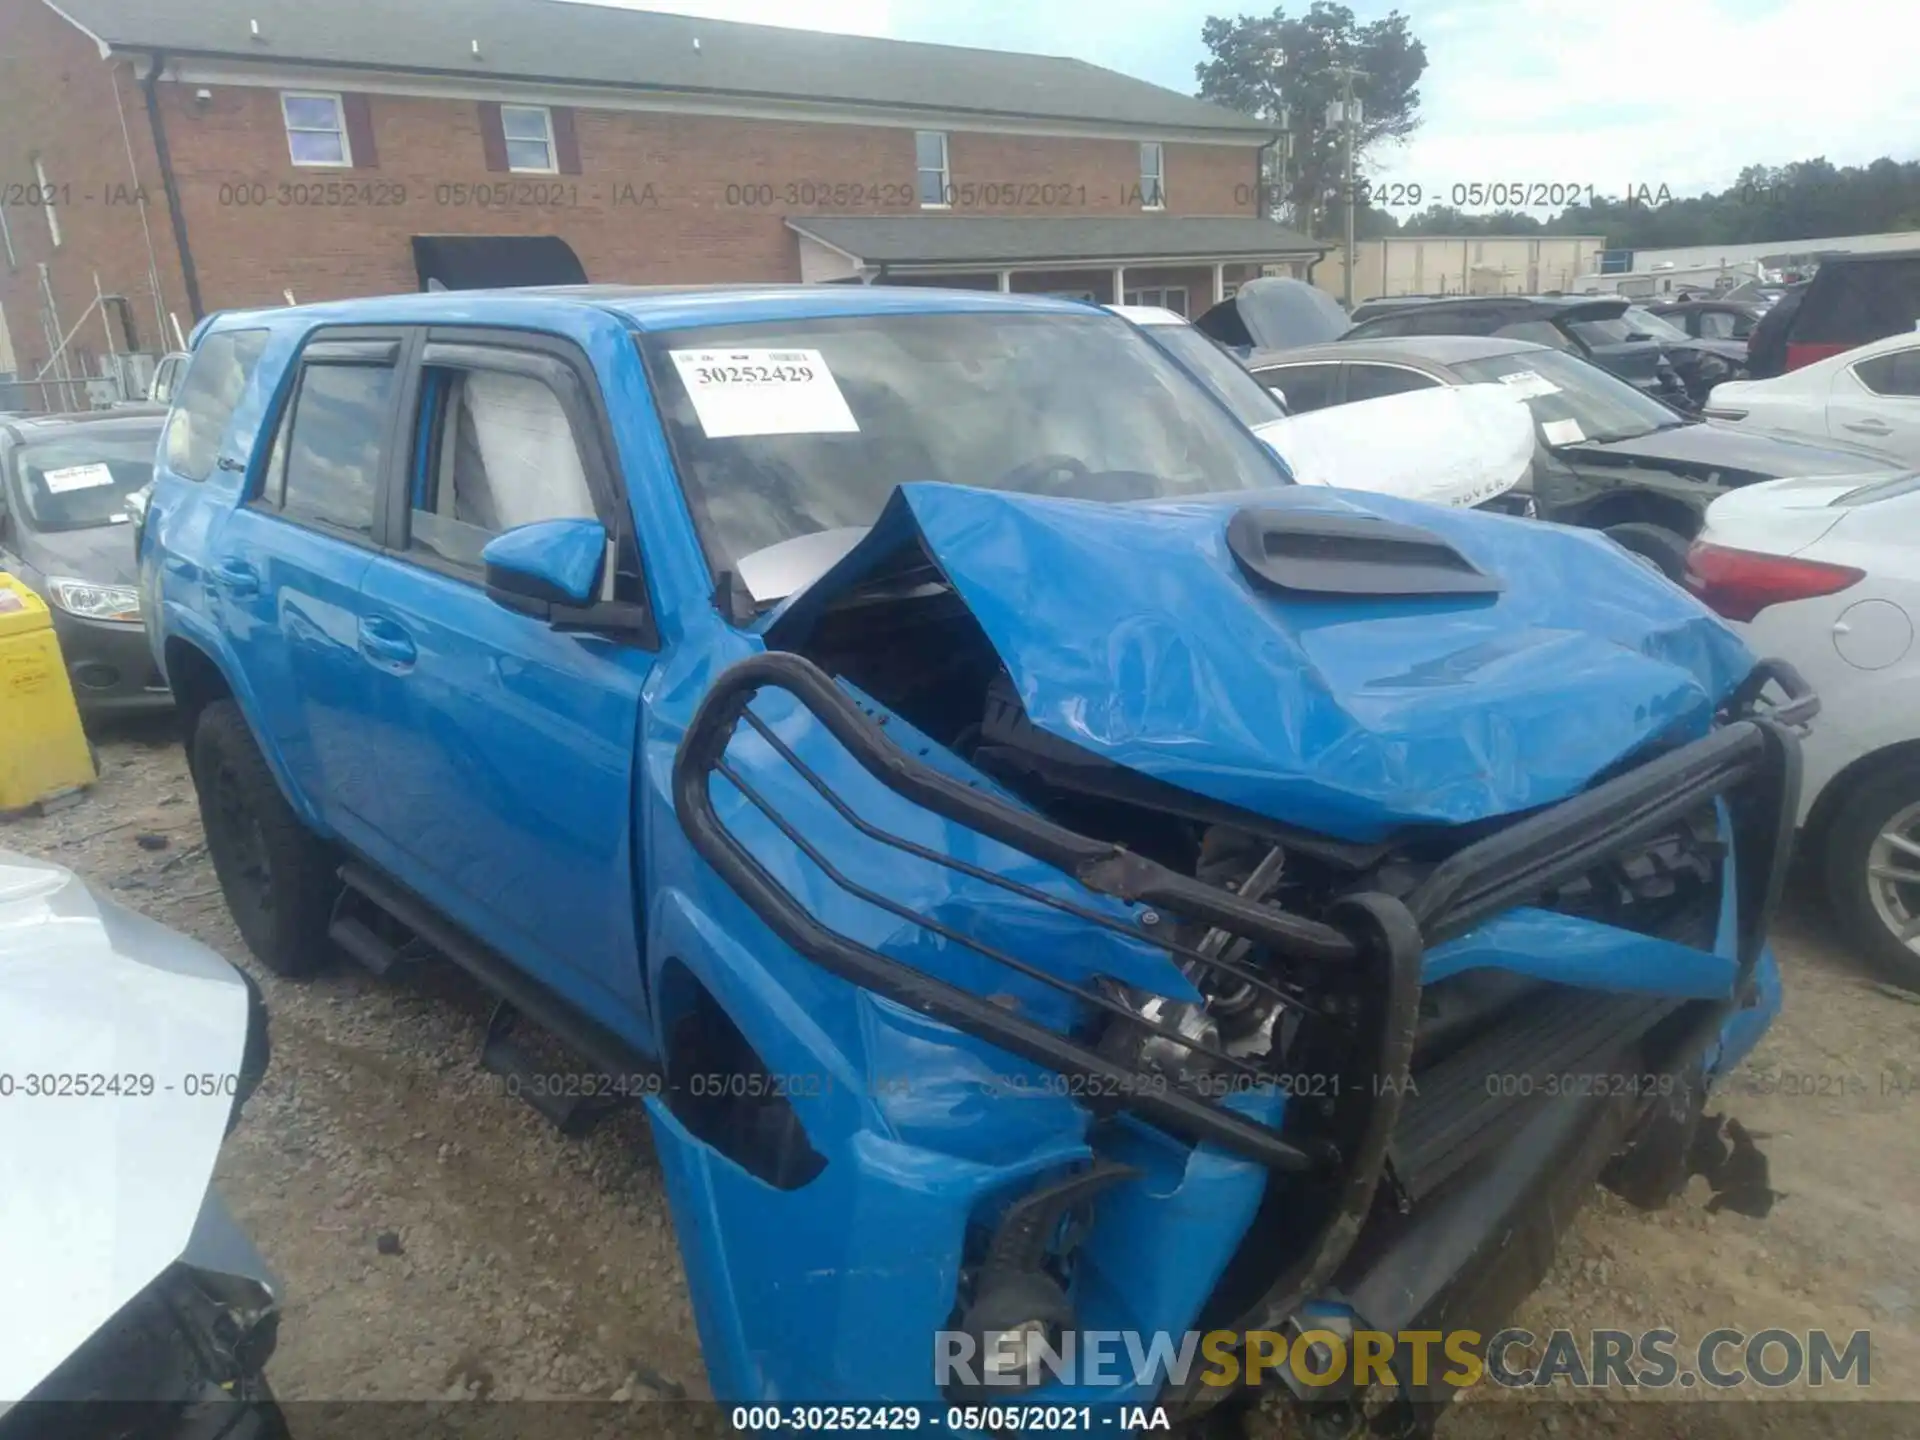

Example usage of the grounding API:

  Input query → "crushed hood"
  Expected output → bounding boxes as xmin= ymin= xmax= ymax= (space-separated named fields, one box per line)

xmin=767 ymin=483 xmax=1757 ymax=842
xmin=0 ymin=853 xmax=250 ymax=1402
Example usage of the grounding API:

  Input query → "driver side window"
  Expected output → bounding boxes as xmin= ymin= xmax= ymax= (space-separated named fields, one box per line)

xmin=407 ymin=366 xmax=599 ymax=572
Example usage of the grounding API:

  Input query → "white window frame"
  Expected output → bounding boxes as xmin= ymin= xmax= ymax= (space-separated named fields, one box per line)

xmin=499 ymin=104 xmax=558 ymax=175
xmin=33 ymin=156 xmax=61 ymax=248
xmin=1125 ymin=286 xmax=1188 ymax=313
xmin=916 ymin=130 xmax=950 ymax=210
xmin=1139 ymin=142 xmax=1165 ymax=211
xmin=280 ymin=91 xmax=352 ymax=169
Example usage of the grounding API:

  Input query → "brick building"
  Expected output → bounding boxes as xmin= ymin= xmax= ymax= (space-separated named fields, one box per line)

xmin=0 ymin=0 xmax=1322 ymax=403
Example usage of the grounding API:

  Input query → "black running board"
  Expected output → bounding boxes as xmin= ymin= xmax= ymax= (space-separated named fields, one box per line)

xmin=1388 ymin=987 xmax=1682 ymax=1204
xmin=335 ymin=863 xmax=662 ymax=1119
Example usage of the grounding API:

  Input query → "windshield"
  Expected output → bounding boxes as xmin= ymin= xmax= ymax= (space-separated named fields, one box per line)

xmin=1451 ymin=349 xmax=1686 ymax=446
xmin=644 ymin=311 xmax=1290 ymax=601
xmin=1143 ymin=324 xmax=1287 ymax=428
xmin=9 ymin=428 xmax=163 ymax=533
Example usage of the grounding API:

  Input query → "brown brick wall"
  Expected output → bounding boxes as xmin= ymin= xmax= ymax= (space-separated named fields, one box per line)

xmin=0 ymin=0 xmax=188 ymax=389
xmin=159 ymin=92 xmax=1262 ymax=308
xmin=1 ymin=0 xmax=1267 ymax=333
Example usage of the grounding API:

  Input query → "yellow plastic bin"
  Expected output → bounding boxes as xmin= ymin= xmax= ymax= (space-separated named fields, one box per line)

xmin=0 ymin=571 xmax=97 ymax=815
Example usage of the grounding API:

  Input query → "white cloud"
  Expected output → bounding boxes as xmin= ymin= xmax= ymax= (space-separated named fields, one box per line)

xmin=1375 ymin=0 xmax=1920 ymax=207
xmin=558 ymin=0 xmax=896 ymax=38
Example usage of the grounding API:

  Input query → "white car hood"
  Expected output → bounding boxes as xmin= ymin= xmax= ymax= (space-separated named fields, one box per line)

xmin=1254 ymin=382 xmax=1537 ymax=508
xmin=0 ymin=852 xmax=249 ymax=1402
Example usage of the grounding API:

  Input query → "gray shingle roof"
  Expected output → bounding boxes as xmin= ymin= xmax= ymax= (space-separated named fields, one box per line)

xmin=789 ymin=215 xmax=1327 ymax=266
xmin=52 ymin=0 xmax=1273 ymax=135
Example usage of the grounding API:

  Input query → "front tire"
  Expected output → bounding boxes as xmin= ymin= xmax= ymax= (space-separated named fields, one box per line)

xmin=192 ymin=699 xmax=338 ymax=978
xmin=1823 ymin=762 xmax=1920 ymax=991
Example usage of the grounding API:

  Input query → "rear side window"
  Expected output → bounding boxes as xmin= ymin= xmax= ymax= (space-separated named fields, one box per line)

xmin=1798 ymin=260 xmax=1920 ymax=346
xmin=1852 ymin=348 xmax=1920 ymax=398
xmin=163 ymin=329 xmax=269 ymax=481
xmin=1255 ymin=363 xmax=1339 ymax=413
xmin=1344 ymin=363 xmax=1440 ymax=403
xmin=265 ymin=361 xmax=398 ymax=538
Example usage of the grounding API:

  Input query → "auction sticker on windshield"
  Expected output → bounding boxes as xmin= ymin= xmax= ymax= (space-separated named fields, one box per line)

xmin=669 ymin=348 xmax=859 ymax=439
xmin=1497 ymin=372 xmax=1561 ymax=400
xmin=1542 ymin=418 xmax=1585 ymax=446
xmin=41 ymin=463 xmax=116 ymax=494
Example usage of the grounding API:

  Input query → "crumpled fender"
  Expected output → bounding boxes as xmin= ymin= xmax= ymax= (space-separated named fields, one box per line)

xmin=767 ymin=482 xmax=1758 ymax=842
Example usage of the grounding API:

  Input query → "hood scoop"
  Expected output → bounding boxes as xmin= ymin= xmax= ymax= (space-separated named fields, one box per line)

xmin=1226 ymin=508 xmax=1504 ymax=598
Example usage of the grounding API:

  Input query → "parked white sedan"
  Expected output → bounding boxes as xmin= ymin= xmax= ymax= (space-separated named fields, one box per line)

xmin=1705 ymin=330 xmax=1920 ymax=466
xmin=1686 ymin=470 xmax=1920 ymax=985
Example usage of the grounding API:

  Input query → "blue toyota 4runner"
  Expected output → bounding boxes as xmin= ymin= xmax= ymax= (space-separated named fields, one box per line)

xmin=141 ymin=286 xmax=1807 ymax=1436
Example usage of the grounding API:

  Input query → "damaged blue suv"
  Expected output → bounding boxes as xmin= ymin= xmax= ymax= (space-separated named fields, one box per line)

xmin=140 ymin=285 xmax=1807 ymax=1436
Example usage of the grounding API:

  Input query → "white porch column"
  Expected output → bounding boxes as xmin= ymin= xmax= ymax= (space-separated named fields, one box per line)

xmin=1212 ymin=262 xmax=1227 ymax=304
xmin=998 ymin=270 xmax=1012 ymax=293
xmin=1112 ymin=265 xmax=1127 ymax=305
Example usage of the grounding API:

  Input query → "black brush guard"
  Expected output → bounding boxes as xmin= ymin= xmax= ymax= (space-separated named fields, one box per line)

xmin=672 ymin=650 xmax=1811 ymax=1176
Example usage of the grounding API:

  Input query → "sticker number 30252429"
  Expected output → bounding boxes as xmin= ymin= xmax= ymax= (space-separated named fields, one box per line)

xmin=668 ymin=347 xmax=861 ymax=439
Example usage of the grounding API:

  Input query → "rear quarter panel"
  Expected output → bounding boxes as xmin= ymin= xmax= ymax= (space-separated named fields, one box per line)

xmin=142 ymin=321 xmax=342 ymax=834
xmin=1714 ymin=494 xmax=1920 ymax=822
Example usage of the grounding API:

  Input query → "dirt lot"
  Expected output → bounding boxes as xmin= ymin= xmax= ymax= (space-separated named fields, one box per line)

xmin=9 ymin=719 xmax=1920 ymax=1437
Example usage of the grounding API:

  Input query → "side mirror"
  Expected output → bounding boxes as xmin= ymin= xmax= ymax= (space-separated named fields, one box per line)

xmin=482 ymin=517 xmax=608 ymax=612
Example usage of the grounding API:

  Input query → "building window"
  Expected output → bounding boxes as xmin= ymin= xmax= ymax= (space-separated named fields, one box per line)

xmin=500 ymin=105 xmax=557 ymax=173
xmin=1125 ymin=286 xmax=1188 ymax=314
xmin=34 ymin=156 xmax=61 ymax=248
xmin=281 ymin=92 xmax=351 ymax=167
xmin=1139 ymin=142 xmax=1165 ymax=210
xmin=916 ymin=131 xmax=949 ymax=208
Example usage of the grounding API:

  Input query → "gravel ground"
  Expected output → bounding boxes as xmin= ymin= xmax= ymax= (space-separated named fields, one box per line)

xmin=9 ymin=718 xmax=1918 ymax=1438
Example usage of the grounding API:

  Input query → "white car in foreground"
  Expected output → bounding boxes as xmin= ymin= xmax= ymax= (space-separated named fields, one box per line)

xmin=1686 ymin=471 xmax=1920 ymax=984
xmin=1705 ymin=329 xmax=1920 ymax=467
xmin=0 ymin=851 xmax=286 ymax=1428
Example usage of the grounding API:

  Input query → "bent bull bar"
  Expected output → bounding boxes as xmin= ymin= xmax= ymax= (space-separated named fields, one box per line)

xmin=672 ymin=650 xmax=1811 ymax=1173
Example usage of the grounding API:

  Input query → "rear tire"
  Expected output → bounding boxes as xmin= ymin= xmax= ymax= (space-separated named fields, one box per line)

xmin=1822 ymin=761 xmax=1920 ymax=992
xmin=192 ymin=699 xmax=338 ymax=978
xmin=1603 ymin=522 xmax=1693 ymax=581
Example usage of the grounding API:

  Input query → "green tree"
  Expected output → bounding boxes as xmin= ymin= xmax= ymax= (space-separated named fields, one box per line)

xmin=1196 ymin=3 xmax=1427 ymax=237
xmin=1540 ymin=155 xmax=1920 ymax=249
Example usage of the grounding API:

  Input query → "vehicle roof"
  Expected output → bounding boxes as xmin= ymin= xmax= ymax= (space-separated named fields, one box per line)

xmin=1243 ymin=335 xmax=1546 ymax=368
xmin=201 ymin=284 xmax=1107 ymax=338
xmin=1106 ymin=304 xmax=1188 ymax=327
xmin=1650 ymin=298 xmax=1762 ymax=310
xmin=0 ymin=410 xmax=168 ymax=444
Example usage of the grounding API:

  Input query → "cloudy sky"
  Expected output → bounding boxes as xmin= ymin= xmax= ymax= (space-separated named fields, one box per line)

xmin=585 ymin=0 xmax=1919 ymax=210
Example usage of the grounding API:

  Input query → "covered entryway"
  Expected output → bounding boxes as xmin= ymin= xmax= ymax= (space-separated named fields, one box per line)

xmin=788 ymin=216 xmax=1328 ymax=316
xmin=411 ymin=235 xmax=588 ymax=291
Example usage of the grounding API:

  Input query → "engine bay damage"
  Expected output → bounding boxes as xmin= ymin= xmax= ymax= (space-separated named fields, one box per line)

xmin=672 ymin=484 xmax=1807 ymax=1426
